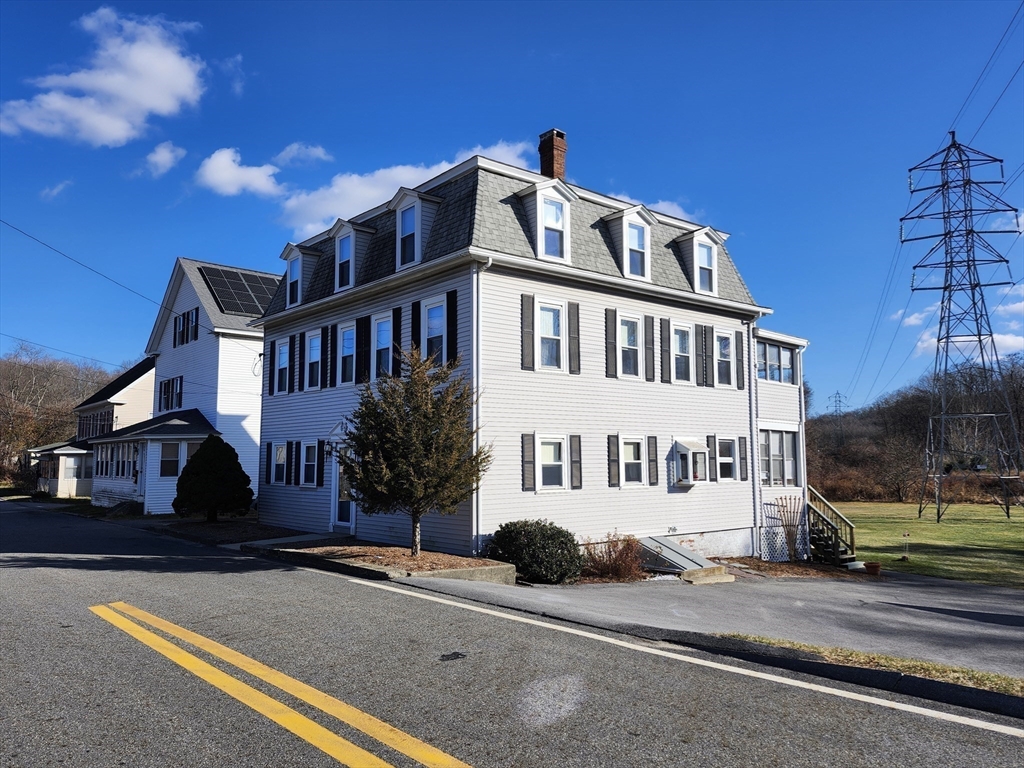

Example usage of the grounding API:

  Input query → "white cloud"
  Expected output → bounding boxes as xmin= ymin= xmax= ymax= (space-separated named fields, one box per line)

xmin=903 ymin=302 xmax=940 ymax=327
xmin=40 ymin=180 xmax=72 ymax=200
xmin=913 ymin=328 xmax=1024 ymax=358
xmin=994 ymin=301 xmax=1024 ymax=318
xmin=273 ymin=142 xmax=333 ymax=167
xmin=889 ymin=309 xmax=905 ymax=321
xmin=281 ymin=140 xmax=534 ymax=239
xmin=145 ymin=140 xmax=186 ymax=177
xmin=610 ymin=192 xmax=700 ymax=222
xmin=988 ymin=213 xmax=1023 ymax=234
xmin=1000 ymin=319 xmax=1022 ymax=331
xmin=218 ymin=54 xmax=245 ymax=97
xmin=0 ymin=7 xmax=204 ymax=148
xmin=998 ymin=284 xmax=1024 ymax=298
xmin=195 ymin=148 xmax=283 ymax=197
xmin=993 ymin=333 xmax=1024 ymax=355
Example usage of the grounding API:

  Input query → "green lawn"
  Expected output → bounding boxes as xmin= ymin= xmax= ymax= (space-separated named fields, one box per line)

xmin=834 ymin=502 xmax=1024 ymax=589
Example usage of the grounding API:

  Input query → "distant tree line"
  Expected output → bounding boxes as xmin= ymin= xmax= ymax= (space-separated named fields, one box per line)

xmin=807 ymin=353 xmax=1024 ymax=503
xmin=0 ymin=343 xmax=118 ymax=483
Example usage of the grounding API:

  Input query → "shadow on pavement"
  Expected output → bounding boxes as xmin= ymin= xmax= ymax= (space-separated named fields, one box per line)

xmin=879 ymin=602 xmax=1024 ymax=627
xmin=0 ymin=553 xmax=296 ymax=574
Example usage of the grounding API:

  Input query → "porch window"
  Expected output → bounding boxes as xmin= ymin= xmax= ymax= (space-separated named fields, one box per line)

xmin=160 ymin=443 xmax=180 ymax=477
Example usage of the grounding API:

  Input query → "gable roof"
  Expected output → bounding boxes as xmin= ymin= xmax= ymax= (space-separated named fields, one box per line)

xmin=74 ymin=356 xmax=155 ymax=410
xmin=88 ymin=408 xmax=217 ymax=443
xmin=258 ymin=157 xmax=758 ymax=323
xmin=146 ymin=258 xmax=281 ymax=354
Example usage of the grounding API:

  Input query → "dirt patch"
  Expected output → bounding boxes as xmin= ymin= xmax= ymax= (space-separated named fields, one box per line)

xmin=165 ymin=519 xmax=304 ymax=545
xmin=279 ymin=537 xmax=493 ymax=572
xmin=718 ymin=557 xmax=874 ymax=580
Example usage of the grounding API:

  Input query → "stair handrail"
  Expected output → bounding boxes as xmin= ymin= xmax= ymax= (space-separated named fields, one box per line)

xmin=807 ymin=485 xmax=855 ymax=555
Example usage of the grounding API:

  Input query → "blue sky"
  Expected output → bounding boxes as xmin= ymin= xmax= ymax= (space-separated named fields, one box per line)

xmin=1 ymin=0 xmax=1021 ymax=414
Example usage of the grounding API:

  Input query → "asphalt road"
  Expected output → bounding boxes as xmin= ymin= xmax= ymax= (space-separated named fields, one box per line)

xmin=2 ymin=500 xmax=1022 ymax=768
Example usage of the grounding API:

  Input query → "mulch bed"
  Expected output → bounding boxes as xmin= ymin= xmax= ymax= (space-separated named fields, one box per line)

xmin=717 ymin=556 xmax=875 ymax=580
xmin=277 ymin=537 xmax=491 ymax=572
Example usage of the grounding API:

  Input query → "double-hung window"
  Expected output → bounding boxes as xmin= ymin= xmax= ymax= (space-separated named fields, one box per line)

xmin=306 ymin=332 xmax=321 ymax=390
xmin=718 ymin=439 xmax=736 ymax=480
xmin=697 ymin=242 xmax=714 ymax=293
xmin=276 ymin=341 xmax=290 ymax=393
xmin=159 ymin=377 xmax=182 ymax=412
xmin=621 ymin=438 xmax=645 ymax=484
xmin=619 ymin=315 xmax=641 ymax=377
xmin=159 ymin=443 xmax=179 ymax=477
xmin=301 ymin=442 xmax=317 ymax=486
xmin=757 ymin=341 xmax=795 ymax=384
xmin=424 ymin=299 xmax=445 ymax=363
xmin=542 ymin=199 xmax=565 ymax=259
xmin=272 ymin=443 xmax=287 ymax=484
xmin=539 ymin=437 xmax=566 ymax=490
xmin=339 ymin=325 xmax=355 ymax=384
xmin=287 ymin=257 xmax=300 ymax=306
xmin=673 ymin=324 xmax=692 ymax=383
xmin=538 ymin=302 xmax=563 ymax=370
xmin=336 ymin=234 xmax=353 ymax=290
xmin=716 ymin=333 xmax=732 ymax=386
xmin=399 ymin=206 xmax=416 ymax=267
xmin=627 ymin=223 xmax=647 ymax=279
xmin=373 ymin=316 xmax=392 ymax=379
xmin=760 ymin=430 xmax=798 ymax=486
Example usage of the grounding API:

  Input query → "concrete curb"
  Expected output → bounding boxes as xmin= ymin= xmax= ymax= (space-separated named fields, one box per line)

xmin=396 ymin=580 xmax=1023 ymax=721
xmin=241 ymin=543 xmax=516 ymax=585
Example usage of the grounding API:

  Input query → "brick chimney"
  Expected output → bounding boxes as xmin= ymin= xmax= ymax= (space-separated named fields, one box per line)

xmin=539 ymin=129 xmax=567 ymax=180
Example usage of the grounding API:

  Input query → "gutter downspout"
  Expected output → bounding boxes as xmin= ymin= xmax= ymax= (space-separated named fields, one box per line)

xmin=471 ymin=257 xmax=492 ymax=554
xmin=746 ymin=320 xmax=760 ymax=558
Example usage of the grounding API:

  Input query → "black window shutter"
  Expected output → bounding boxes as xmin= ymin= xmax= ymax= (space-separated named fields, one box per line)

xmin=392 ymin=306 xmax=403 ymax=376
xmin=298 ymin=331 xmax=306 ymax=392
xmin=265 ymin=442 xmax=272 ymax=484
xmin=446 ymin=289 xmax=458 ymax=365
xmin=605 ymin=309 xmax=617 ymax=378
xmin=293 ymin=442 xmax=301 ymax=486
xmin=647 ymin=436 xmax=658 ymax=486
xmin=411 ymin=300 xmax=421 ymax=356
xmin=521 ymin=294 xmax=534 ymax=371
xmin=521 ymin=434 xmax=535 ymax=492
xmin=268 ymin=340 xmax=276 ymax=395
xmin=288 ymin=334 xmax=296 ymax=393
xmin=172 ymin=317 xmax=178 ymax=348
xmin=607 ymin=435 xmax=620 ymax=487
xmin=570 ymin=434 xmax=582 ymax=489
xmin=707 ymin=435 xmax=718 ymax=481
xmin=735 ymin=330 xmax=745 ymax=390
xmin=704 ymin=325 xmax=715 ymax=387
xmin=694 ymin=324 xmax=705 ymax=386
xmin=316 ymin=439 xmax=325 ymax=487
xmin=660 ymin=318 xmax=671 ymax=383
xmin=328 ymin=324 xmax=338 ymax=387
xmin=644 ymin=315 xmax=655 ymax=382
xmin=285 ymin=441 xmax=293 ymax=485
xmin=192 ymin=308 xmax=199 ymax=341
xmin=568 ymin=302 xmax=581 ymax=375
xmin=355 ymin=315 xmax=371 ymax=383
xmin=320 ymin=326 xmax=330 ymax=389
xmin=739 ymin=437 xmax=748 ymax=482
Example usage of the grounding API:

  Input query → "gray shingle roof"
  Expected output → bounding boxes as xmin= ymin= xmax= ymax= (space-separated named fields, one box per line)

xmin=89 ymin=408 xmax=217 ymax=442
xmin=261 ymin=163 xmax=756 ymax=320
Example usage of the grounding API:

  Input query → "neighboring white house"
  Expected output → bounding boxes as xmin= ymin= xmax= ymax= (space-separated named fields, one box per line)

xmin=254 ymin=130 xmax=809 ymax=557
xmin=32 ymin=357 xmax=155 ymax=499
xmin=90 ymin=258 xmax=280 ymax=513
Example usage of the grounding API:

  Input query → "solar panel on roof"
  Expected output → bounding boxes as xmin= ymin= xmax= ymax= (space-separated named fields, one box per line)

xmin=198 ymin=266 xmax=281 ymax=316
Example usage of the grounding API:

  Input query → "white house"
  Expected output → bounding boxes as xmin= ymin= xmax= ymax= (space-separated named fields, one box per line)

xmin=90 ymin=258 xmax=280 ymax=513
xmin=32 ymin=357 xmax=155 ymax=499
xmin=255 ymin=130 xmax=810 ymax=558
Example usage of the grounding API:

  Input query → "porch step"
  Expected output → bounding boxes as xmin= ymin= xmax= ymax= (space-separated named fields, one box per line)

xmin=639 ymin=537 xmax=735 ymax=585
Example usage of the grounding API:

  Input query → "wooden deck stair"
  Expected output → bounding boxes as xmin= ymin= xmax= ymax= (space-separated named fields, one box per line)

xmin=806 ymin=485 xmax=857 ymax=566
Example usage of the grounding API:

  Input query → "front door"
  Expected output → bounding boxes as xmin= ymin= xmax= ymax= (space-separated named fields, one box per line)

xmin=334 ymin=458 xmax=354 ymax=533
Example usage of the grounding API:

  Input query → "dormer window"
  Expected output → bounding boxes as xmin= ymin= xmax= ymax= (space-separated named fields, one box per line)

xmin=399 ymin=206 xmax=416 ymax=267
xmin=287 ymin=257 xmax=300 ymax=306
xmin=603 ymin=205 xmax=656 ymax=281
xmin=336 ymin=234 xmax=353 ymax=291
xmin=628 ymin=224 xmax=647 ymax=278
xmin=697 ymin=242 xmax=714 ymax=293
xmin=543 ymin=199 xmax=565 ymax=259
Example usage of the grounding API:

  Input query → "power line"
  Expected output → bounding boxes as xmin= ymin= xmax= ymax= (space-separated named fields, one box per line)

xmin=969 ymin=59 xmax=1024 ymax=144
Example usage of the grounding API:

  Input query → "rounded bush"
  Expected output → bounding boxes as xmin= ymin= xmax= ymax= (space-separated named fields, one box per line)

xmin=488 ymin=519 xmax=583 ymax=584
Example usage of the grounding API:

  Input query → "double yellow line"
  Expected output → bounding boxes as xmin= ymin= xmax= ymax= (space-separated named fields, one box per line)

xmin=90 ymin=602 xmax=471 ymax=768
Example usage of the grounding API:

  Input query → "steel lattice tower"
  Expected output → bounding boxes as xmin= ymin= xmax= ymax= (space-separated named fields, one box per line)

xmin=900 ymin=132 xmax=1022 ymax=521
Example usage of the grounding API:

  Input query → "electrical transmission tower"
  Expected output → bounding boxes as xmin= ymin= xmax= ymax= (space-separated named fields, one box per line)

xmin=900 ymin=131 xmax=1022 ymax=521
xmin=829 ymin=391 xmax=847 ymax=447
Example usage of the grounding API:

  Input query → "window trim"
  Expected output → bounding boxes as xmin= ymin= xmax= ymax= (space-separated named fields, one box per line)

xmin=535 ymin=298 xmax=566 ymax=372
xmin=536 ymin=434 xmax=568 ymax=492
xmin=159 ymin=442 xmax=180 ymax=478
xmin=301 ymin=441 xmax=318 ymax=487
xmin=760 ymin=429 xmax=800 ymax=487
xmin=671 ymin=322 xmax=694 ymax=385
xmin=617 ymin=311 xmax=642 ymax=379
xmin=338 ymin=323 xmax=356 ymax=386
xmin=695 ymin=240 xmax=717 ymax=296
xmin=673 ymin=439 xmax=710 ymax=485
xmin=158 ymin=376 xmax=182 ymax=412
xmin=286 ymin=256 xmax=301 ymax=307
xmin=305 ymin=330 xmax=321 ymax=391
xmin=335 ymin=232 xmax=354 ymax=292
xmin=619 ymin=436 xmax=647 ymax=486
xmin=422 ymin=295 xmax=447 ymax=365
xmin=539 ymin=196 xmax=570 ymax=263
xmin=625 ymin=220 xmax=651 ymax=282
xmin=717 ymin=438 xmax=737 ymax=481
xmin=715 ymin=332 xmax=734 ymax=387
xmin=276 ymin=340 xmax=290 ymax=395
xmin=397 ymin=202 xmax=419 ymax=270
xmin=757 ymin=341 xmax=797 ymax=385
xmin=272 ymin=442 xmax=288 ymax=484
xmin=371 ymin=313 xmax=393 ymax=381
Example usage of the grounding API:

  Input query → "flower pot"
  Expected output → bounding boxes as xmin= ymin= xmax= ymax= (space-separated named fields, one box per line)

xmin=864 ymin=562 xmax=882 ymax=576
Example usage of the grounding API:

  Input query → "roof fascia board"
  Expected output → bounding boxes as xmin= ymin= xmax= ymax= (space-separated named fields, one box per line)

xmin=212 ymin=327 xmax=263 ymax=339
xmin=754 ymin=328 xmax=808 ymax=347
xmin=91 ymin=432 xmax=214 ymax=443
xmin=601 ymin=204 xmax=659 ymax=226
xmin=145 ymin=260 xmax=185 ymax=355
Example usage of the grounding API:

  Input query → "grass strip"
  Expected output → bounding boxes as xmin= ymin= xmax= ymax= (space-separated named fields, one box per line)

xmin=721 ymin=633 xmax=1023 ymax=697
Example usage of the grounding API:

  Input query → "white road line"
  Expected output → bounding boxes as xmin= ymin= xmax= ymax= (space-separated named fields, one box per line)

xmin=329 ymin=574 xmax=1023 ymax=739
